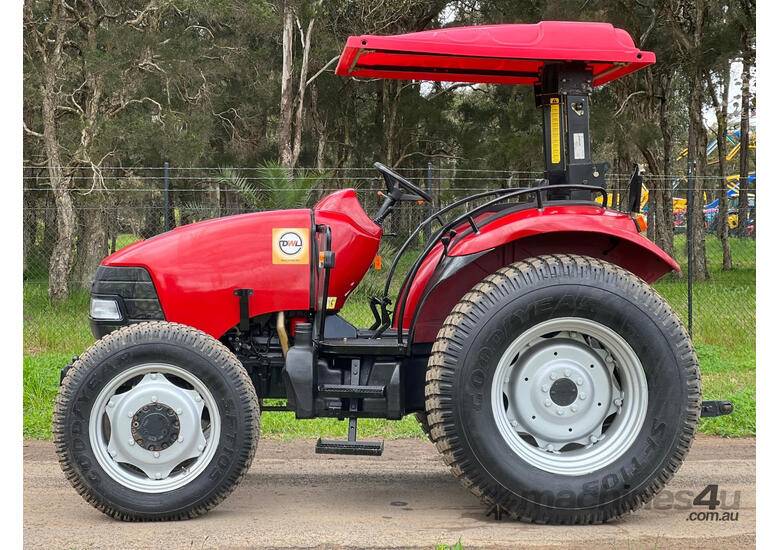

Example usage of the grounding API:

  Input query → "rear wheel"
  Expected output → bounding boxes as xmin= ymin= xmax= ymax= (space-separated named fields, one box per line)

xmin=414 ymin=412 xmax=434 ymax=443
xmin=53 ymin=322 xmax=260 ymax=521
xmin=425 ymin=254 xmax=700 ymax=523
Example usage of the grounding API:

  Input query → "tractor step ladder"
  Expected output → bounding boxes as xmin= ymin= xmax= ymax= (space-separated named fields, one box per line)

xmin=315 ymin=359 xmax=384 ymax=456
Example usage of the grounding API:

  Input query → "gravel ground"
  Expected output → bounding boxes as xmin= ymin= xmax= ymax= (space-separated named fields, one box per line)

xmin=23 ymin=434 xmax=755 ymax=549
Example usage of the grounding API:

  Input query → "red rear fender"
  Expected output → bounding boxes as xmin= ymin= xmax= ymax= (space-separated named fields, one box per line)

xmin=399 ymin=204 xmax=679 ymax=342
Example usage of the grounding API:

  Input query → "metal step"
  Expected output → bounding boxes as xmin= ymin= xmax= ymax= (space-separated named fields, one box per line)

xmin=318 ymin=384 xmax=385 ymax=398
xmin=315 ymin=438 xmax=384 ymax=456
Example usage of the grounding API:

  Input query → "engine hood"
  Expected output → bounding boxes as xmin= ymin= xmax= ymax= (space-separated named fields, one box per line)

xmin=104 ymin=209 xmax=314 ymax=338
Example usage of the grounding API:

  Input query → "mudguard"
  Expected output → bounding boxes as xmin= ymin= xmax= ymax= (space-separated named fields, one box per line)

xmin=399 ymin=203 xmax=679 ymax=343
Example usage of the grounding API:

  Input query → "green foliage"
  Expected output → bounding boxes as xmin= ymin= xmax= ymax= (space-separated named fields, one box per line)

xmin=435 ymin=538 xmax=464 ymax=550
xmin=217 ymin=162 xmax=331 ymax=211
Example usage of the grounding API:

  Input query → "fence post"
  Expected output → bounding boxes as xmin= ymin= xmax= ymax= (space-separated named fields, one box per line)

xmin=686 ymin=159 xmax=694 ymax=337
xmin=163 ymin=161 xmax=170 ymax=232
xmin=425 ymin=162 xmax=433 ymax=240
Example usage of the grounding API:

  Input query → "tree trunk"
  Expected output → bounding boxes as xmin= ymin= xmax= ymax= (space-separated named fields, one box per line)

xmin=657 ymin=85 xmax=676 ymax=260
xmin=43 ymin=85 xmax=75 ymax=301
xmin=310 ymin=84 xmax=327 ymax=171
xmin=381 ymin=79 xmax=401 ymax=166
xmin=73 ymin=205 xmax=108 ymax=289
xmin=687 ymin=74 xmax=709 ymax=281
xmin=23 ymin=195 xmax=37 ymax=274
xmin=278 ymin=2 xmax=295 ymax=168
xmin=737 ymin=42 xmax=753 ymax=237
xmin=706 ymin=72 xmax=733 ymax=270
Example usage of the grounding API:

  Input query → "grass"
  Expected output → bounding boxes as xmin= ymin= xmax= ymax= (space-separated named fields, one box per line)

xmin=652 ymin=235 xmax=755 ymax=436
xmin=23 ymin=234 xmax=754 ymax=439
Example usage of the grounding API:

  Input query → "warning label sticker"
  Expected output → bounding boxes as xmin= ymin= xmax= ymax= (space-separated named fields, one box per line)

xmin=550 ymin=98 xmax=561 ymax=164
xmin=272 ymin=228 xmax=310 ymax=265
xmin=573 ymin=132 xmax=585 ymax=160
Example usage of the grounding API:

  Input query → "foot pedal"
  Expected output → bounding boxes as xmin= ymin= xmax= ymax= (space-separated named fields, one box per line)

xmin=315 ymin=438 xmax=384 ymax=456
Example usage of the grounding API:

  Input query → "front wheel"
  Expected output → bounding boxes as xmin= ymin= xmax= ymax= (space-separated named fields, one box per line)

xmin=425 ymin=255 xmax=701 ymax=523
xmin=53 ymin=322 xmax=260 ymax=521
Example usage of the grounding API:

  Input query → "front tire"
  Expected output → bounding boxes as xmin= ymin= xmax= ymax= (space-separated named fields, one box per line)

xmin=425 ymin=255 xmax=700 ymax=523
xmin=53 ymin=321 xmax=260 ymax=521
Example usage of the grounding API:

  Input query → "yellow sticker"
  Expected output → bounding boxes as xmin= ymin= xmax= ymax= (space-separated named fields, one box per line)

xmin=326 ymin=296 xmax=337 ymax=309
xmin=272 ymin=228 xmax=310 ymax=265
xmin=550 ymin=98 xmax=561 ymax=165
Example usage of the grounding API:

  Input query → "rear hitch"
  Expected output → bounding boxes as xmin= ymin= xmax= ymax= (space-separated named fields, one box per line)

xmin=701 ymin=400 xmax=734 ymax=418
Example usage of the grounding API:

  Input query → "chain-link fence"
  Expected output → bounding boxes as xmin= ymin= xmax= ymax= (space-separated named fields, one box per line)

xmin=22 ymin=165 xmax=755 ymax=356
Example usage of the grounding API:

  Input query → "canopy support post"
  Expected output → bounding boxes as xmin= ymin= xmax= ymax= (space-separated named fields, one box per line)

xmin=535 ymin=62 xmax=611 ymax=199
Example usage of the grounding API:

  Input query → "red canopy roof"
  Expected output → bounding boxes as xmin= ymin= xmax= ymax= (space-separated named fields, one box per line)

xmin=335 ymin=21 xmax=654 ymax=87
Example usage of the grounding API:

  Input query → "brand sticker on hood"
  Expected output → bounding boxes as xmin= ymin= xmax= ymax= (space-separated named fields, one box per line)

xmin=272 ymin=228 xmax=309 ymax=265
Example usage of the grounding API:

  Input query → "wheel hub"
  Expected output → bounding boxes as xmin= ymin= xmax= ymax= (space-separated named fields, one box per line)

xmin=131 ymin=403 xmax=181 ymax=451
xmin=506 ymin=338 xmax=619 ymax=450
xmin=549 ymin=377 xmax=578 ymax=406
xmin=492 ymin=318 xmax=647 ymax=476
xmin=91 ymin=368 xmax=218 ymax=490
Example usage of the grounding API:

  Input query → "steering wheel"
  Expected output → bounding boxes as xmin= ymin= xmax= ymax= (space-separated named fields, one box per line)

xmin=373 ymin=162 xmax=433 ymax=203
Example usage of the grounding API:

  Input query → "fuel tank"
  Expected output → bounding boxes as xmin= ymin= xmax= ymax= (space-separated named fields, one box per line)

xmin=102 ymin=189 xmax=381 ymax=338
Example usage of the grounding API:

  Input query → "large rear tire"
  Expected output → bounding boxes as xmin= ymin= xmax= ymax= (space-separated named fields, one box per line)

xmin=53 ymin=321 xmax=260 ymax=521
xmin=425 ymin=254 xmax=700 ymax=523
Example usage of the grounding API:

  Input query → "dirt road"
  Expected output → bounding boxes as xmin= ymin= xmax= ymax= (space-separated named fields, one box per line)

xmin=24 ymin=435 xmax=754 ymax=549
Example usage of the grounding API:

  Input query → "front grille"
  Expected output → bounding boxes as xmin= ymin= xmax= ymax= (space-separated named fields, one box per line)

xmin=91 ymin=266 xmax=165 ymax=322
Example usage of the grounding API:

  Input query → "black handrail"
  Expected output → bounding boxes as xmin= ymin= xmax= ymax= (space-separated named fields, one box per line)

xmin=381 ymin=184 xmax=544 ymax=301
xmin=394 ymin=184 xmax=609 ymax=349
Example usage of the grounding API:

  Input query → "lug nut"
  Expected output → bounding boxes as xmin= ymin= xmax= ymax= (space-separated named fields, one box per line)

xmin=155 ymin=473 xmax=162 ymax=480
xmin=197 ymin=444 xmax=205 ymax=452
xmin=544 ymin=399 xmax=552 ymax=407
xmin=151 ymin=395 xmax=157 ymax=403
xmin=565 ymin=369 xmax=572 ymax=377
xmin=195 ymin=394 xmax=202 ymax=402
xmin=579 ymin=394 xmax=587 ymax=400
xmin=590 ymin=435 xmax=599 ymax=444
xmin=556 ymin=409 xmax=564 ymax=416
xmin=549 ymin=373 xmax=556 ymax=380
xmin=109 ymin=449 xmax=117 ymax=457
xmin=576 ymin=378 xmax=583 ymax=385
xmin=153 ymin=451 xmax=160 ymax=458
xmin=614 ymin=398 xmax=623 ymax=406
xmin=176 ymin=408 xmax=182 ymax=415
xmin=541 ymin=384 xmax=549 ymax=392
xmin=178 ymin=436 xmax=184 ymax=443
xmin=107 ymin=400 xmax=114 ymax=408
xmin=545 ymin=444 xmax=554 ymax=452
xmin=127 ymin=411 xmax=134 ymax=418
xmin=570 ymin=406 xmax=578 ymax=413
xmin=128 ymin=438 xmax=135 ymax=446
xmin=510 ymin=420 xmax=518 ymax=427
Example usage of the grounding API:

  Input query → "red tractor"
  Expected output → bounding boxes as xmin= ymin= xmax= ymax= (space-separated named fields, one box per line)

xmin=54 ymin=21 xmax=732 ymax=524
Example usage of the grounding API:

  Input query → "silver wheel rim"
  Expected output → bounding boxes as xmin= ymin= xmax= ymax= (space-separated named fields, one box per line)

xmin=88 ymin=363 xmax=221 ymax=493
xmin=490 ymin=317 xmax=648 ymax=476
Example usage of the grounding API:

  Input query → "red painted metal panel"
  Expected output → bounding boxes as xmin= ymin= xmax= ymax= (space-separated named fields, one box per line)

xmin=104 ymin=210 xmax=313 ymax=338
xmin=397 ymin=205 xmax=679 ymax=342
xmin=102 ymin=189 xmax=381 ymax=338
xmin=314 ymin=189 xmax=382 ymax=310
xmin=336 ymin=22 xmax=654 ymax=86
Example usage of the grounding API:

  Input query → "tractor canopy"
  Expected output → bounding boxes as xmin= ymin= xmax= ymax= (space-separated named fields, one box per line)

xmin=335 ymin=21 xmax=654 ymax=86
xmin=337 ymin=21 xmax=655 ymax=198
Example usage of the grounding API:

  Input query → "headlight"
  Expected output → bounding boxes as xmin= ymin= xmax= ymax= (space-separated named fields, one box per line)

xmin=90 ymin=298 xmax=123 ymax=321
